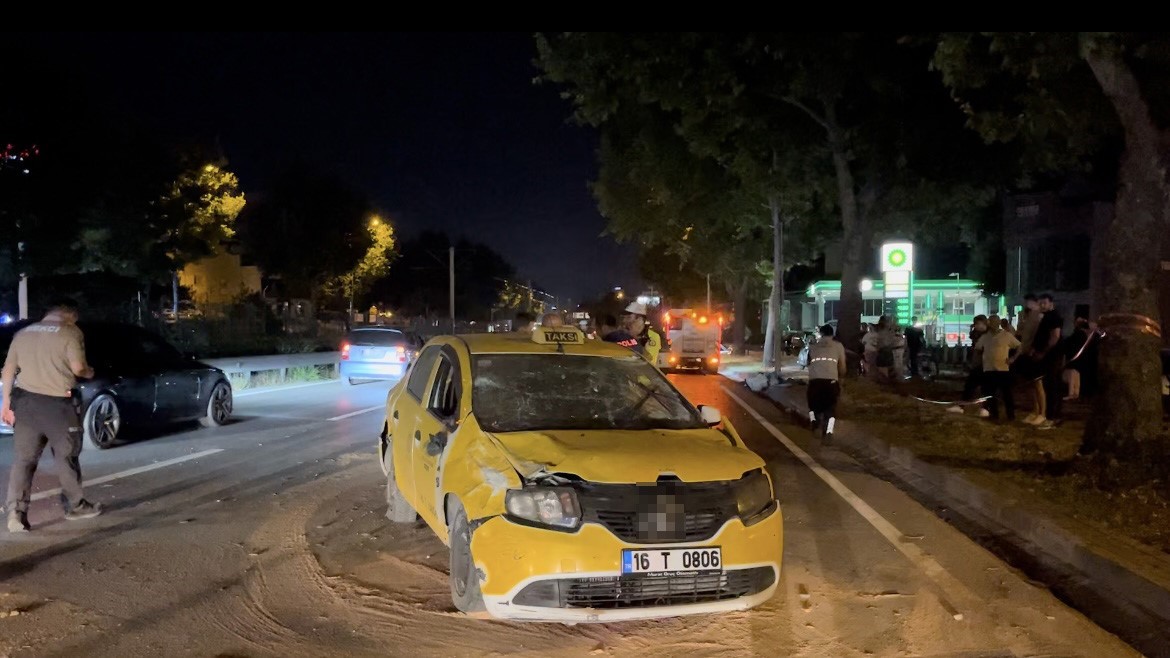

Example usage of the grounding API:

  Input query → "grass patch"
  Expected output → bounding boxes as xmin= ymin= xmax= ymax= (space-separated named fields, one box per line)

xmin=834 ymin=379 xmax=1170 ymax=554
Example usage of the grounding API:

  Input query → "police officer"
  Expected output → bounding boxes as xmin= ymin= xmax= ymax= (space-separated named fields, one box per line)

xmin=806 ymin=323 xmax=847 ymax=444
xmin=622 ymin=302 xmax=662 ymax=366
xmin=3 ymin=299 xmax=102 ymax=533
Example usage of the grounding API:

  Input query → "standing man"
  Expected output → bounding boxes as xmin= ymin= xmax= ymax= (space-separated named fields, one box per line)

xmin=1031 ymin=293 xmax=1065 ymax=428
xmin=622 ymin=302 xmax=662 ymax=366
xmin=511 ymin=311 xmax=536 ymax=333
xmin=3 ymin=300 xmax=103 ymax=533
xmin=806 ymin=324 xmax=847 ymax=444
xmin=976 ymin=314 xmax=1021 ymax=423
xmin=1013 ymin=294 xmax=1046 ymax=424
xmin=905 ymin=317 xmax=925 ymax=378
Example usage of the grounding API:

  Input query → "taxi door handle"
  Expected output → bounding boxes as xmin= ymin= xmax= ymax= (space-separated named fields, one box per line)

xmin=414 ymin=430 xmax=422 ymax=441
xmin=392 ymin=410 xmax=399 ymax=420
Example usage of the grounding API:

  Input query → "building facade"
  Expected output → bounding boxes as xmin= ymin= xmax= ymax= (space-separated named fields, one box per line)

xmin=178 ymin=241 xmax=262 ymax=306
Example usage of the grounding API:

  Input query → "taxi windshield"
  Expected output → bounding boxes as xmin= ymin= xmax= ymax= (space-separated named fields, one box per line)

xmin=472 ymin=354 xmax=705 ymax=433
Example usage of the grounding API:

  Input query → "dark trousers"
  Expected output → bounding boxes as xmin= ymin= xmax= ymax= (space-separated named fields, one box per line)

xmin=5 ymin=392 xmax=85 ymax=514
xmin=908 ymin=346 xmax=921 ymax=376
xmin=809 ymin=379 xmax=837 ymax=435
xmin=962 ymin=366 xmax=984 ymax=400
xmin=982 ymin=371 xmax=1016 ymax=421
xmin=1042 ymin=358 xmax=1065 ymax=420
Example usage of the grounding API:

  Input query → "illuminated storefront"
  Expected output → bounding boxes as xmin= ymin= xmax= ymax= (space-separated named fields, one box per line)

xmin=801 ymin=278 xmax=992 ymax=346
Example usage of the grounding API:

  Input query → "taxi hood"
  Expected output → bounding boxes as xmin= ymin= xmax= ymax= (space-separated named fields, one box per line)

xmin=487 ymin=428 xmax=764 ymax=484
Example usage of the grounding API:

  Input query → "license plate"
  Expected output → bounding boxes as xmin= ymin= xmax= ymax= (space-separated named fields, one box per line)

xmin=361 ymin=349 xmax=385 ymax=360
xmin=621 ymin=547 xmax=722 ymax=575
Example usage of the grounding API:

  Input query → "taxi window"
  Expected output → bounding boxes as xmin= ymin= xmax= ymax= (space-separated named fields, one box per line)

xmin=471 ymin=354 xmax=703 ymax=433
xmin=407 ymin=346 xmax=441 ymax=400
xmin=427 ymin=356 xmax=460 ymax=419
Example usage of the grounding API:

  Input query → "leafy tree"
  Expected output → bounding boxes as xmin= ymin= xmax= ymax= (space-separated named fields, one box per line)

xmin=934 ymin=32 xmax=1170 ymax=481
xmin=537 ymin=33 xmax=992 ymax=363
xmin=240 ymin=165 xmax=373 ymax=304
xmin=328 ymin=215 xmax=397 ymax=315
xmin=158 ymin=162 xmax=246 ymax=312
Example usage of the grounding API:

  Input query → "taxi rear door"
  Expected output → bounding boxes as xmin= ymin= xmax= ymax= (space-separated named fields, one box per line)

xmin=412 ymin=347 xmax=464 ymax=530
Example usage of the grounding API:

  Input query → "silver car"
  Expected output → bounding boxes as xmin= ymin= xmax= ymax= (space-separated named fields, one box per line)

xmin=339 ymin=327 xmax=421 ymax=385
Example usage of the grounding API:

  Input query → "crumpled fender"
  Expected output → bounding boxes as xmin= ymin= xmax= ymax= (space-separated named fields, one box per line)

xmin=438 ymin=414 xmax=522 ymax=531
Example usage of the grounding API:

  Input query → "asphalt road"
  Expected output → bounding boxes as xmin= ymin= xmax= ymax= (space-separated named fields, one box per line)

xmin=0 ymin=374 xmax=1139 ymax=657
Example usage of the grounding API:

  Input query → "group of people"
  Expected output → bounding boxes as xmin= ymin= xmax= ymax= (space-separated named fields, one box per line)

xmin=515 ymin=301 xmax=663 ymax=365
xmin=950 ymin=293 xmax=1099 ymax=428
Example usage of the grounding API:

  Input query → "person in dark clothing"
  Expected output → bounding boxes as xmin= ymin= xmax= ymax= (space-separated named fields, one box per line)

xmin=904 ymin=317 xmax=925 ymax=377
xmin=947 ymin=315 xmax=990 ymax=416
xmin=1062 ymin=317 xmax=1099 ymax=400
xmin=599 ymin=314 xmax=639 ymax=350
xmin=1031 ymin=294 xmax=1065 ymax=427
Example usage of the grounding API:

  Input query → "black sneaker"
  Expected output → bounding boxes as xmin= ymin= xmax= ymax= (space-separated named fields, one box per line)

xmin=7 ymin=510 xmax=30 ymax=533
xmin=64 ymin=500 xmax=103 ymax=521
xmin=823 ymin=431 xmax=833 ymax=445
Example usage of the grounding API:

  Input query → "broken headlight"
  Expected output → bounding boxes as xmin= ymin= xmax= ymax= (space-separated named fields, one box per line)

xmin=735 ymin=470 xmax=776 ymax=526
xmin=505 ymin=487 xmax=582 ymax=530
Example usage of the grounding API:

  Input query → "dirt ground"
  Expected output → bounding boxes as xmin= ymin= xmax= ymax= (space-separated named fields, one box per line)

xmin=837 ymin=377 xmax=1170 ymax=555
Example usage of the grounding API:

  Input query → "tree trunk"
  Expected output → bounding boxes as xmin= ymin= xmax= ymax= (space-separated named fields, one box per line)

xmin=827 ymin=109 xmax=865 ymax=366
xmin=1081 ymin=46 xmax=1168 ymax=481
xmin=732 ymin=276 xmax=748 ymax=356
xmin=762 ymin=198 xmax=784 ymax=371
xmin=171 ymin=271 xmax=180 ymax=316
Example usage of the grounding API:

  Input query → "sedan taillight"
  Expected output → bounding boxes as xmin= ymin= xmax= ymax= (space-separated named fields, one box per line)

xmin=341 ymin=342 xmax=351 ymax=360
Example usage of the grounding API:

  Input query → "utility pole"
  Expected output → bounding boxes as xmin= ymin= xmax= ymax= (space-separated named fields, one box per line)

xmin=449 ymin=246 xmax=455 ymax=335
xmin=17 ymin=228 xmax=28 ymax=320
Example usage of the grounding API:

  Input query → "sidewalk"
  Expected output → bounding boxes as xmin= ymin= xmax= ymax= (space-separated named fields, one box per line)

xmin=722 ymin=367 xmax=1170 ymax=658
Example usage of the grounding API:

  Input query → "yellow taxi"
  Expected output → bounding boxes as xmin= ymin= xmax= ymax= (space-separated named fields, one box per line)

xmin=377 ymin=327 xmax=782 ymax=622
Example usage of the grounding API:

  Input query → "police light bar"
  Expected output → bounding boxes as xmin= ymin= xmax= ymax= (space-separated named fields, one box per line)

xmin=532 ymin=328 xmax=586 ymax=345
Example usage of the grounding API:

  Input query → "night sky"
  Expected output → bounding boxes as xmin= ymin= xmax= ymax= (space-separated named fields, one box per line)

xmin=12 ymin=32 xmax=641 ymax=304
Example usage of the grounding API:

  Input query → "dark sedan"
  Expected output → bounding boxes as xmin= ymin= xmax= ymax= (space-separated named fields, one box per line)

xmin=1 ymin=321 xmax=233 ymax=449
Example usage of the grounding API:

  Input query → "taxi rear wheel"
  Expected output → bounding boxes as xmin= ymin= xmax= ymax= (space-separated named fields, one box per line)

xmin=447 ymin=502 xmax=485 ymax=614
xmin=384 ymin=445 xmax=417 ymax=523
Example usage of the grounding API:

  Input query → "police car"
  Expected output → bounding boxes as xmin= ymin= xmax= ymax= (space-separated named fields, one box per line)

xmin=378 ymin=327 xmax=782 ymax=622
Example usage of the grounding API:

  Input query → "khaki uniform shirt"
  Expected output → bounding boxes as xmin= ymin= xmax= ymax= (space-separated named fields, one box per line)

xmin=4 ymin=321 xmax=88 ymax=397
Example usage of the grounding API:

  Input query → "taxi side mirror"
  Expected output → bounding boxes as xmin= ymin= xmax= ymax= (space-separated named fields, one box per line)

xmin=699 ymin=405 xmax=721 ymax=427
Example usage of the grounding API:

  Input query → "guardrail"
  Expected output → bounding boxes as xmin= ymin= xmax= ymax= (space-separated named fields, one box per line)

xmin=203 ymin=351 xmax=340 ymax=387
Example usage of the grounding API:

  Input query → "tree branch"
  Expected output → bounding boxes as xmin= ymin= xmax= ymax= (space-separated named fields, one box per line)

xmin=781 ymin=96 xmax=831 ymax=134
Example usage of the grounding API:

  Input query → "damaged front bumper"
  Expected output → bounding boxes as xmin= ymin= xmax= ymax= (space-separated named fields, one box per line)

xmin=471 ymin=506 xmax=783 ymax=622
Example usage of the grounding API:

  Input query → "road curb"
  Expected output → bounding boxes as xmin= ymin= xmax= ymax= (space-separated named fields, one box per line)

xmin=750 ymin=379 xmax=1170 ymax=658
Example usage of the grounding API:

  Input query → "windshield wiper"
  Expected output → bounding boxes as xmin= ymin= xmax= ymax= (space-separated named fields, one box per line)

xmin=623 ymin=379 xmax=675 ymax=419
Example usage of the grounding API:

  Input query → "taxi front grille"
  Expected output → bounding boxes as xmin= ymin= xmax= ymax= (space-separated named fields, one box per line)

xmin=593 ymin=509 xmax=726 ymax=543
xmin=577 ymin=478 xmax=743 ymax=544
xmin=512 ymin=567 xmax=774 ymax=609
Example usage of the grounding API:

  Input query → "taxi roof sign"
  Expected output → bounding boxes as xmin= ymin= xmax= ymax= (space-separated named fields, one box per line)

xmin=533 ymin=327 xmax=586 ymax=345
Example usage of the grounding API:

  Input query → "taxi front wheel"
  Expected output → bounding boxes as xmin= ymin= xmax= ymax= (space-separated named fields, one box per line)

xmin=447 ymin=501 xmax=486 ymax=614
xmin=384 ymin=445 xmax=417 ymax=524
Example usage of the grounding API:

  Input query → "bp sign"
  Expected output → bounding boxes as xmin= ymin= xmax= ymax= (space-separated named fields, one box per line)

xmin=881 ymin=242 xmax=913 ymax=273
xmin=880 ymin=241 xmax=915 ymax=328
